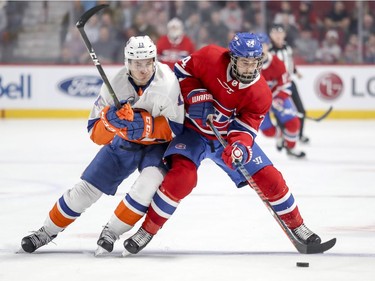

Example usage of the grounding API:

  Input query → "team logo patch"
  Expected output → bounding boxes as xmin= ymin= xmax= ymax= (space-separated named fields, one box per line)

xmin=246 ymin=39 xmax=255 ymax=48
xmin=175 ymin=143 xmax=186 ymax=150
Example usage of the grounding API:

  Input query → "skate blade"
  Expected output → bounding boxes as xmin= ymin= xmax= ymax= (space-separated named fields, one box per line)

xmin=15 ymin=247 xmax=27 ymax=254
xmin=94 ymin=246 xmax=109 ymax=257
xmin=122 ymin=249 xmax=132 ymax=257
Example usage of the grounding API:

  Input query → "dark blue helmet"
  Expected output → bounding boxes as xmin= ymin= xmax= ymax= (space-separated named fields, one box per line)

xmin=228 ymin=33 xmax=263 ymax=84
xmin=229 ymin=33 xmax=263 ymax=59
xmin=256 ymin=33 xmax=270 ymax=45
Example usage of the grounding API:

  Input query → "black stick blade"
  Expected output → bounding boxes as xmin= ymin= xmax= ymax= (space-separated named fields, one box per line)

xmin=306 ymin=106 xmax=333 ymax=122
xmin=298 ymin=238 xmax=337 ymax=254
xmin=76 ymin=4 xmax=109 ymax=28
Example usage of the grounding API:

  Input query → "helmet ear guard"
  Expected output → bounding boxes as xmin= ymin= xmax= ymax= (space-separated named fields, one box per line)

xmin=229 ymin=33 xmax=263 ymax=84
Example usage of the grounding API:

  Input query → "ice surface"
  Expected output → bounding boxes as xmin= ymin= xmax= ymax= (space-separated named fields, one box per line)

xmin=0 ymin=119 xmax=374 ymax=281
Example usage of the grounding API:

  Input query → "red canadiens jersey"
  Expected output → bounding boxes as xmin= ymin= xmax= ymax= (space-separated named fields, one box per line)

xmin=261 ymin=53 xmax=292 ymax=98
xmin=174 ymin=44 xmax=272 ymax=145
xmin=156 ymin=35 xmax=195 ymax=70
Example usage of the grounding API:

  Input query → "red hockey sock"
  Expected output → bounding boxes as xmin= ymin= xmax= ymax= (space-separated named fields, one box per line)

xmin=252 ymin=166 xmax=303 ymax=228
xmin=142 ymin=155 xmax=198 ymax=235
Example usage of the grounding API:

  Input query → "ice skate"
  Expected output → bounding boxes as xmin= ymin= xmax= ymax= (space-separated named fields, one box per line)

xmin=292 ymin=223 xmax=321 ymax=245
xmin=95 ymin=225 xmax=119 ymax=256
xmin=276 ymin=135 xmax=284 ymax=151
xmin=285 ymin=147 xmax=306 ymax=158
xmin=277 ymin=138 xmax=306 ymax=158
xmin=21 ymin=227 xmax=57 ymax=253
xmin=300 ymin=135 xmax=310 ymax=144
xmin=122 ymin=227 xmax=153 ymax=256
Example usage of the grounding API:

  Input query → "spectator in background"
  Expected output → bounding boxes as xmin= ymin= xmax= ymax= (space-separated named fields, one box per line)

xmin=362 ymin=13 xmax=375 ymax=42
xmin=275 ymin=12 xmax=300 ymax=47
xmin=242 ymin=2 xmax=265 ymax=33
xmin=220 ymin=1 xmax=243 ymax=32
xmin=206 ymin=10 xmax=229 ymax=47
xmin=184 ymin=12 xmax=201 ymax=44
xmin=100 ymin=11 xmax=124 ymax=44
xmin=2 ymin=1 xmax=26 ymax=62
xmin=197 ymin=1 xmax=219 ymax=26
xmin=294 ymin=28 xmax=319 ymax=63
xmin=273 ymin=1 xmax=296 ymax=27
xmin=116 ymin=1 xmax=134 ymax=31
xmin=170 ymin=1 xmax=196 ymax=22
xmin=156 ymin=18 xmax=195 ymax=70
xmin=272 ymin=1 xmax=299 ymax=46
xmin=195 ymin=25 xmax=211 ymax=49
xmin=57 ymin=45 xmax=76 ymax=64
xmin=0 ymin=1 xmax=7 ymax=36
xmin=0 ymin=1 xmax=7 ymax=61
xmin=315 ymin=29 xmax=342 ymax=63
xmin=324 ymin=1 xmax=351 ymax=33
xmin=62 ymin=26 xmax=89 ymax=64
xmin=295 ymin=1 xmax=322 ymax=34
xmin=364 ymin=33 xmax=375 ymax=63
xmin=147 ymin=2 xmax=169 ymax=37
xmin=250 ymin=11 xmax=267 ymax=34
xmin=344 ymin=34 xmax=361 ymax=63
xmin=130 ymin=12 xmax=159 ymax=43
xmin=92 ymin=26 xmax=121 ymax=63
xmin=83 ymin=14 xmax=100 ymax=44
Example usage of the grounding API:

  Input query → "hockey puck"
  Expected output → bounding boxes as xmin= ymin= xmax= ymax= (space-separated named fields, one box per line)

xmin=296 ymin=262 xmax=309 ymax=267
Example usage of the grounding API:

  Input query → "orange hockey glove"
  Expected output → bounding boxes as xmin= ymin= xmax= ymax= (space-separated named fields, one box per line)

xmin=101 ymin=105 xmax=153 ymax=140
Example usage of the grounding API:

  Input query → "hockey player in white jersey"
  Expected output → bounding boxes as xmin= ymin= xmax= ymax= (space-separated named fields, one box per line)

xmin=21 ymin=36 xmax=185 ymax=254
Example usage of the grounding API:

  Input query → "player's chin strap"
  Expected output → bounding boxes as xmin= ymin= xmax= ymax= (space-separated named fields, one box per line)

xmin=206 ymin=117 xmax=335 ymax=254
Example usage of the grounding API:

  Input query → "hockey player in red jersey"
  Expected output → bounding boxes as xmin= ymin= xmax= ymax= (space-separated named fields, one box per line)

xmin=257 ymin=33 xmax=305 ymax=158
xmin=122 ymin=33 xmax=322 ymax=255
xmin=156 ymin=18 xmax=195 ymax=70
xmin=269 ymin=24 xmax=310 ymax=144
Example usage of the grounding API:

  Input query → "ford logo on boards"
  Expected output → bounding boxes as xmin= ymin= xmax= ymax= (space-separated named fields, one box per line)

xmin=58 ymin=76 xmax=103 ymax=98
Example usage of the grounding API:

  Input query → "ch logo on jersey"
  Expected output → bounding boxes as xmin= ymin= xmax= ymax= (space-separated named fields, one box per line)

xmin=213 ymin=102 xmax=234 ymax=126
xmin=175 ymin=143 xmax=186 ymax=150
xmin=217 ymin=78 xmax=235 ymax=95
xmin=252 ymin=156 xmax=263 ymax=165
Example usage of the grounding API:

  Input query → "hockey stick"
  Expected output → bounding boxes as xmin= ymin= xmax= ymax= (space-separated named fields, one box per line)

xmin=76 ymin=4 xmax=121 ymax=109
xmin=206 ymin=118 xmax=336 ymax=254
xmin=291 ymin=106 xmax=333 ymax=122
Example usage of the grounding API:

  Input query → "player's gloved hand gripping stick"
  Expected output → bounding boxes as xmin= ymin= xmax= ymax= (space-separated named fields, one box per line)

xmin=101 ymin=105 xmax=154 ymax=140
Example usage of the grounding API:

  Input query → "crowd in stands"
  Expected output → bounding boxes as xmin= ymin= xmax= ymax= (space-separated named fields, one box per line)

xmin=1 ymin=1 xmax=375 ymax=64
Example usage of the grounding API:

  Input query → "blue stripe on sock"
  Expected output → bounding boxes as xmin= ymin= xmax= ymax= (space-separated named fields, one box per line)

xmin=152 ymin=192 xmax=177 ymax=215
xmin=125 ymin=194 xmax=148 ymax=213
xmin=272 ymin=194 xmax=295 ymax=213
xmin=58 ymin=196 xmax=80 ymax=217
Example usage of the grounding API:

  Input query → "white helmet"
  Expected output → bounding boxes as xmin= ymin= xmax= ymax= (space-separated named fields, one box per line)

xmin=124 ymin=35 xmax=157 ymax=64
xmin=167 ymin=18 xmax=184 ymax=44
